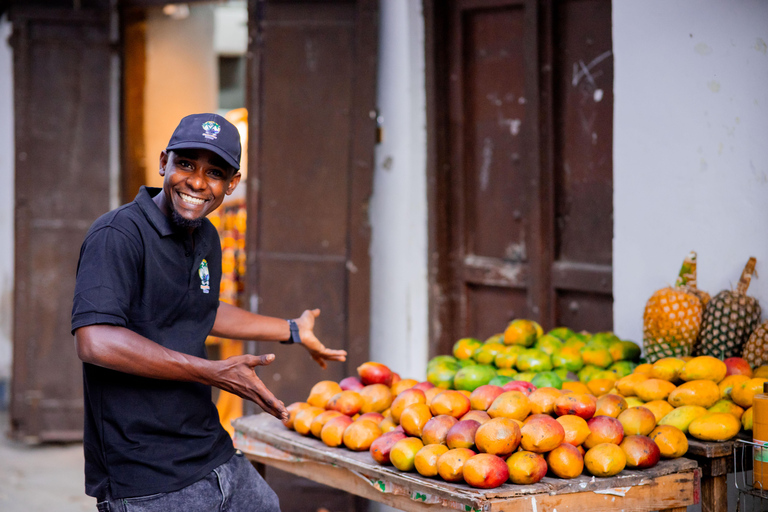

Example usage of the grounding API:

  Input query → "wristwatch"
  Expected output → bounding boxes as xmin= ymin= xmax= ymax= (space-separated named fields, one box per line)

xmin=281 ymin=319 xmax=302 ymax=345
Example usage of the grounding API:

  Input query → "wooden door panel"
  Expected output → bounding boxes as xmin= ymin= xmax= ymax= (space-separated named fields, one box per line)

xmin=553 ymin=0 xmax=613 ymax=267
xmin=463 ymin=5 xmax=529 ymax=262
xmin=551 ymin=0 xmax=613 ymax=328
xmin=11 ymin=8 xmax=112 ymax=441
xmin=467 ymin=286 xmax=528 ymax=341
xmin=247 ymin=1 xmax=377 ymax=510
xmin=556 ymin=291 xmax=613 ymax=333
xmin=430 ymin=0 xmax=613 ymax=352
xmin=445 ymin=0 xmax=538 ymax=345
xmin=255 ymin=258 xmax=347 ymax=406
xmin=259 ymin=10 xmax=354 ymax=256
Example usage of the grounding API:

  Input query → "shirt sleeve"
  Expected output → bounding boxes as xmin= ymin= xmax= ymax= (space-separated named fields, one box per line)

xmin=71 ymin=225 xmax=143 ymax=334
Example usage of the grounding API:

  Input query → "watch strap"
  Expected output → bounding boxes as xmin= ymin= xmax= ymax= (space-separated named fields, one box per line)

xmin=281 ymin=319 xmax=301 ymax=344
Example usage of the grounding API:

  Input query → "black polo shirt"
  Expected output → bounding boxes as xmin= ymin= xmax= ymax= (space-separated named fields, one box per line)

xmin=71 ymin=186 xmax=234 ymax=500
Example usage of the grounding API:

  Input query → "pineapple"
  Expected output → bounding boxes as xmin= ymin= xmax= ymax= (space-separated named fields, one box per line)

xmin=744 ymin=321 xmax=768 ymax=368
xmin=643 ymin=252 xmax=707 ymax=363
xmin=696 ymin=257 xmax=760 ymax=359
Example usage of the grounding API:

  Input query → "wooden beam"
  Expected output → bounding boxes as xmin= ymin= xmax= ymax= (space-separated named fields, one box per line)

xmin=551 ymin=261 xmax=612 ymax=294
xmin=462 ymin=255 xmax=528 ymax=289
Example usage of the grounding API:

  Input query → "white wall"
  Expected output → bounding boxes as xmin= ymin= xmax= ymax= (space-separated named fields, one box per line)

xmin=369 ymin=1 xmax=429 ymax=381
xmin=0 ymin=16 xmax=14 ymax=388
xmin=613 ymin=1 xmax=768 ymax=345
xmin=368 ymin=2 xmax=428 ymax=510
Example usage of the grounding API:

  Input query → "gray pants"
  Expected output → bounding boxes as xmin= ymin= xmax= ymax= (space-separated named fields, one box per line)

xmin=96 ymin=453 xmax=280 ymax=512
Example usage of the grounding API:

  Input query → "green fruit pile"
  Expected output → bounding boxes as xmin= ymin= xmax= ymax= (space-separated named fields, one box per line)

xmin=426 ymin=320 xmax=642 ymax=392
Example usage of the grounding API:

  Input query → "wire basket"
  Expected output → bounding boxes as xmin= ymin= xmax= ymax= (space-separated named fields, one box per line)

xmin=734 ymin=439 xmax=768 ymax=511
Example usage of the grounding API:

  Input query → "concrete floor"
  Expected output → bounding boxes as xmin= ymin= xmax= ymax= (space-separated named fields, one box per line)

xmin=0 ymin=411 xmax=93 ymax=512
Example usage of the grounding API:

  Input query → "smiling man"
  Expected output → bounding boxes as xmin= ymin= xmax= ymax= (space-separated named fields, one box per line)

xmin=71 ymin=113 xmax=345 ymax=511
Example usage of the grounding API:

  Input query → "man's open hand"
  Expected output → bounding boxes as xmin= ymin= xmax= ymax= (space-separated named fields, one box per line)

xmin=295 ymin=309 xmax=347 ymax=369
xmin=212 ymin=354 xmax=288 ymax=420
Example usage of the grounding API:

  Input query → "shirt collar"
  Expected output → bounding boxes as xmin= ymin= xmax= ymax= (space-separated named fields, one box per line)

xmin=136 ymin=186 xmax=175 ymax=237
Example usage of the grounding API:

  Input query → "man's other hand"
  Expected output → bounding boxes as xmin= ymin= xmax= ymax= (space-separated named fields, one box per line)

xmin=295 ymin=309 xmax=347 ymax=370
xmin=213 ymin=354 xmax=288 ymax=420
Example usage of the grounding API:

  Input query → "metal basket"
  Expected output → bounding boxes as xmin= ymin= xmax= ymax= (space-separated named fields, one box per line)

xmin=734 ymin=439 xmax=768 ymax=511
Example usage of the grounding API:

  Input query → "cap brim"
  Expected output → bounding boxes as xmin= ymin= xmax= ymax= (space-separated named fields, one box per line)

xmin=166 ymin=141 xmax=240 ymax=170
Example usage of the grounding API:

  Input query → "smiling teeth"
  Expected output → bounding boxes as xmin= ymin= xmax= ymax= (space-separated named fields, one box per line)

xmin=180 ymin=193 xmax=205 ymax=205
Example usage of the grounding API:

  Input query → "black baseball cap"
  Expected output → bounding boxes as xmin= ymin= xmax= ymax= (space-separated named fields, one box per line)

xmin=165 ymin=113 xmax=241 ymax=170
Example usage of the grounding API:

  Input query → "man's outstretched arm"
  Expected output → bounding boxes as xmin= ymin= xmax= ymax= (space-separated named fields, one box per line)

xmin=211 ymin=304 xmax=347 ymax=369
xmin=74 ymin=324 xmax=288 ymax=419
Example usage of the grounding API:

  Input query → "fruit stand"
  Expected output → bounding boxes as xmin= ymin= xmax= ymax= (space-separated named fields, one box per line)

xmin=233 ymin=413 xmax=699 ymax=512
xmin=233 ymin=253 xmax=766 ymax=511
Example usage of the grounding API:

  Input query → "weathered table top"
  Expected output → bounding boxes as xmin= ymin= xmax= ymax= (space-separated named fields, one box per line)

xmin=233 ymin=414 xmax=700 ymax=512
xmin=686 ymin=431 xmax=750 ymax=458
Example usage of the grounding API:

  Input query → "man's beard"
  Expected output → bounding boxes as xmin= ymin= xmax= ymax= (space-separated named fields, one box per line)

xmin=171 ymin=210 xmax=203 ymax=230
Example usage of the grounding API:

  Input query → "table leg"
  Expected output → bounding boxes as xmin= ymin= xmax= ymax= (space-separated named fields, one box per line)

xmin=694 ymin=455 xmax=728 ymax=512
xmin=701 ymin=473 xmax=727 ymax=512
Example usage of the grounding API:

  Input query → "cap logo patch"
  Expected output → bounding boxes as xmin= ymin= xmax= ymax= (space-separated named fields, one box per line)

xmin=201 ymin=121 xmax=221 ymax=140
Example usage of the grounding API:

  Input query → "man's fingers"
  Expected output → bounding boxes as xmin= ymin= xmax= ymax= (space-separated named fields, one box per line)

xmin=311 ymin=308 xmax=320 ymax=317
xmin=322 ymin=349 xmax=347 ymax=361
xmin=249 ymin=385 xmax=287 ymax=419
xmin=255 ymin=396 xmax=288 ymax=420
xmin=312 ymin=354 xmax=328 ymax=370
xmin=248 ymin=354 xmax=276 ymax=367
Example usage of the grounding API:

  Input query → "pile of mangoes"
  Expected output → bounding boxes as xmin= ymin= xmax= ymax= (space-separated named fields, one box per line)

xmin=427 ymin=320 xmax=642 ymax=393
xmin=609 ymin=354 xmax=761 ymax=441
xmin=283 ymin=361 xmax=689 ymax=489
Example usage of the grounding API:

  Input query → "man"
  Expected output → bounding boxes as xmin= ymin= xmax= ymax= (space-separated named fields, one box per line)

xmin=71 ymin=113 xmax=345 ymax=511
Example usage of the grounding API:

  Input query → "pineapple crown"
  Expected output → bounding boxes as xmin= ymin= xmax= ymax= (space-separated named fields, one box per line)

xmin=675 ymin=251 xmax=698 ymax=288
xmin=736 ymin=257 xmax=757 ymax=295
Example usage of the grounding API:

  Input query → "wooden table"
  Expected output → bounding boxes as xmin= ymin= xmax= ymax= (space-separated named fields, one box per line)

xmin=685 ymin=433 xmax=750 ymax=512
xmin=233 ymin=414 xmax=700 ymax=512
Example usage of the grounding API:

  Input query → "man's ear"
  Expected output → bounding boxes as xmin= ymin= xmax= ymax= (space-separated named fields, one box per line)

xmin=159 ymin=151 xmax=169 ymax=176
xmin=226 ymin=171 xmax=242 ymax=195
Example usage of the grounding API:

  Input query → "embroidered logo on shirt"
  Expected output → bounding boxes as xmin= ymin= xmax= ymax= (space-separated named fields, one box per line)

xmin=199 ymin=259 xmax=210 ymax=293
xmin=201 ymin=121 xmax=221 ymax=140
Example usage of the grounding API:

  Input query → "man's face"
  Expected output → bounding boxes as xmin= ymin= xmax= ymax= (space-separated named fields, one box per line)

xmin=159 ymin=149 xmax=241 ymax=228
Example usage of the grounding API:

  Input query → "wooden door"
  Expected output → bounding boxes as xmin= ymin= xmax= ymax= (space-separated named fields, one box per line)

xmin=426 ymin=0 xmax=613 ymax=355
xmin=10 ymin=6 xmax=113 ymax=441
xmin=245 ymin=1 xmax=378 ymax=510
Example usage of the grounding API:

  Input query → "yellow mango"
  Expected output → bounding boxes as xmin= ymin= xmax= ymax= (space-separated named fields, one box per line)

xmin=679 ymin=356 xmax=727 ymax=383
xmin=754 ymin=366 xmax=768 ymax=379
xmin=707 ymin=399 xmax=744 ymax=421
xmin=650 ymin=425 xmax=688 ymax=459
xmin=634 ymin=379 xmax=677 ymax=402
xmin=625 ymin=396 xmax=646 ymax=408
xmin=615 ymin=373 xmax=650 ymax=397
xmin=667 ymin=380 xmax=720 ymax=408
xmin=562 ymin=381 xmax=591 ymax=395
xmin=633 ymin=363 xmax=653 ymax=375
xmin=688 ymin=412 xmax=741 ymax=441
xmin=731 ymin=378 xmax=768 ymax=408
xmin=718 ymin=375 xmax=750 ymax=400
xmin=742 ymin=407 xmax=754 ymax=430
xmin=643 ymin=400 xmax=676 ymax=423
xmin=651 ymin=357 xmax=686 ymax=382
xmin=657 ymin=405 xmax=708 ymax=433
